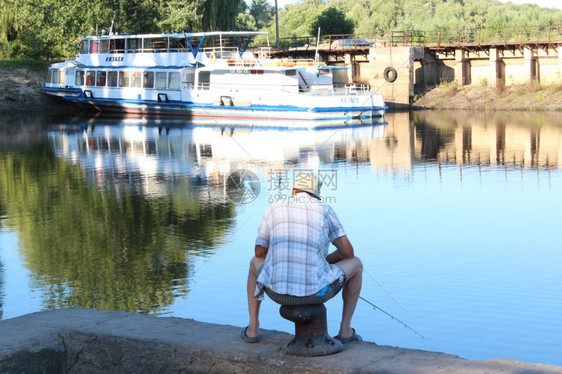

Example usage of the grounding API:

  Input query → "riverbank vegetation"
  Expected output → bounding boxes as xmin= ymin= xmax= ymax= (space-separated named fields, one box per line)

xmin=2 ymin=0 xmax=562 ymax=59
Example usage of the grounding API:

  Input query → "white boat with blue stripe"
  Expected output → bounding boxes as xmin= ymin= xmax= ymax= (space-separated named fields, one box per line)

xmin=43 ymin=31 xmax=386 ymax=126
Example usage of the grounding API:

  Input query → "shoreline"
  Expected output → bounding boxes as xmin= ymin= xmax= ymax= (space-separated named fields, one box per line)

xmin=1 ymin=308 xmax=561 ymax=373
xmin=410 ymin=82 xmax=562 ymax=112
xmin=3 ymin=65 xmax=562 ymax=115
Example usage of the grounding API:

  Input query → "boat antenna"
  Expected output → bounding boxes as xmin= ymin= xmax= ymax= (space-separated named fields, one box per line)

xmin=315 ymin=27 xmax=321 ymax=65
xmin=109 ymin=14 xmax=115 ymax=35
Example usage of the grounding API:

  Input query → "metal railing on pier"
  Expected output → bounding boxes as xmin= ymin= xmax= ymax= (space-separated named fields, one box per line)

xmin=255 ymin=24 xmax=562 ymax=52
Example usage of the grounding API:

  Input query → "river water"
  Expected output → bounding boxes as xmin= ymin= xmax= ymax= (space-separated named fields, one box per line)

xmin=1 ymin=111 xmax=561 ymax=366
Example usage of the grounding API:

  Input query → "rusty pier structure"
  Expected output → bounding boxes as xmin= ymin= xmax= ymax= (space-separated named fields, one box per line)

xmin=266 ymin=24 xmax=562 ymax=107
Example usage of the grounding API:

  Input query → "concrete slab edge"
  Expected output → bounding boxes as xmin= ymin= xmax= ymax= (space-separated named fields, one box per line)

xmin=1 ymin=308 xmax=561 ymax=374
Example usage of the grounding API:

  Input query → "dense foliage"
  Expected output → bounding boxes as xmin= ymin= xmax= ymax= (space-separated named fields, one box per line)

xmin=268 ymin=0 xmax=562 ymax=38
xmin=0 ymin=0 xmax=242 ymax=59
xmin=1 ymin=0 xmax=562 ymax=59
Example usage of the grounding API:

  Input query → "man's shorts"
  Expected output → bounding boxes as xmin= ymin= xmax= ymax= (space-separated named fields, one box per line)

xmin=264 ymin=276 xmax=345 ymax=306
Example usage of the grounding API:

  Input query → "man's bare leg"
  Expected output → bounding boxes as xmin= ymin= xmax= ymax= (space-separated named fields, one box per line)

xmin=246 ymin=256 xmax=264 ymax=339
xmin=335 ymin=256 xmax=363 ymax=339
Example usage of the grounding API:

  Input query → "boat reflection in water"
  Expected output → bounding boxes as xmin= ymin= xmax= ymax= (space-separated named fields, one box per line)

xmin=32 ymin=117 xmax=385 ymax=317
xmin=48 ymin=116 xmax=387 ymax=201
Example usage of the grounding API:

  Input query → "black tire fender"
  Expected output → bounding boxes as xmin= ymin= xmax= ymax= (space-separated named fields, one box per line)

xmin=384 ymin=67 xmax=398 ymax=83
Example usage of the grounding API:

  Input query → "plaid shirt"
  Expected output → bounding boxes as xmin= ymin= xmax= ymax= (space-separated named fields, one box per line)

xmin=254 ymin=192 xmax=346 ymax=299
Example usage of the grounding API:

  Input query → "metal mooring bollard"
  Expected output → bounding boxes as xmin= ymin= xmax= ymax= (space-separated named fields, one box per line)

xmin=278 ymin=304 xmax=343 ymax=356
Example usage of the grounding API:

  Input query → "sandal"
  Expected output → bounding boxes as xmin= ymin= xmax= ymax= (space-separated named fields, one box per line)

xmin=240 ymin=326 xmax=259 ymax=343
xmin=334 ymin=328 xmax=362 ymax=344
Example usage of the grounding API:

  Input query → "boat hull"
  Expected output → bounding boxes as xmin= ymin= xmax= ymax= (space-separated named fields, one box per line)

xmin=41 ymin=86 xmax=82 ymax=98
xmin=62 ymin=96 xmax=386 ymax=125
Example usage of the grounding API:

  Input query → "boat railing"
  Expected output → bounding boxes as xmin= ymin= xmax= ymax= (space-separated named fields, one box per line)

xmin=301 ymin=83 xmax=370 ymax=95
xmin=201 ymin=47 xmax=240 ymax=60
xmin=262 ymin=58 xmax=319 ymax=68
xmin=334 ymin=83 xmax=371 ymax=93
xmin=306 ymin=85 xmax=334 ymax=95
xmin=257 ymin=47 xmax=271 ymax=59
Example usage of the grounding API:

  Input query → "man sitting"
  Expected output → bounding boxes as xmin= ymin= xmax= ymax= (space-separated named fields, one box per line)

xmin=242 ymin=172 xmax=363 ymax=344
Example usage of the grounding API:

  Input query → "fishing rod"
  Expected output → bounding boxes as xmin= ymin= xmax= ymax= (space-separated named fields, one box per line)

xmin=359 ymin=295 xmax=425 ymax=339
xmin=360 ymin=267 xmax=425 ymax=338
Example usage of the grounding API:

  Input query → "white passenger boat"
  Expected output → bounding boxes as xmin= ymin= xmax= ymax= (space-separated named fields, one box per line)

xmin=42 ymin=31 xmax=386 ymax=126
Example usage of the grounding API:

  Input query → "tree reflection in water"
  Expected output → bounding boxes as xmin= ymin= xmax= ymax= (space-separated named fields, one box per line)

xmin=0 ymin=141 xmax=235 ymax=316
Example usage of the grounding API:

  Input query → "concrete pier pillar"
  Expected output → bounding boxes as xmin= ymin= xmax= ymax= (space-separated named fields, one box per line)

xmin=344 ymin=53 xmax=354 ymax=83
xmin=524 ymin=47 xmax=538 ymax=83
xmin=489 ymin=48 xmax=504 ymax=88
xmin=421 ymin=53 xmax=436 ymax=87
xmin=489 ymin=48 xmax=498 ymax=87
xmin=454 ymin=49 xmax=468 ymax=85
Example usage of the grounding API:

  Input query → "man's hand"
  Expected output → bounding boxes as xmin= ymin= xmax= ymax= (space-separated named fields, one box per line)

xmin=327 ymin=235 xmax=354 ymax=263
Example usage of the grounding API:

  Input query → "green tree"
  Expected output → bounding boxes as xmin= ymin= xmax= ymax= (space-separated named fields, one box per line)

xmin=158 ymin=0 xmax=202 ymax=33
xmin=310 ymin=6 xmax=354 ymax=36
xmin=271 ymin=0 xmax=324 ymax=38
xmin=338 ymin=0 xmax=376 ymax=35
xmin=200 ymin=0 xmax=241 ymax=31
xmin=369 ymin=0 xmax=401 ymax=32
xmin=249 ymin=0 xmax=274 ymax=30
xmin=0 ymin=0 xmax=244 ymax=59
xmin=236 ymin=13 xmax=258 ymax=31
xmin=115 ymin=0 xmax=161 ymax=34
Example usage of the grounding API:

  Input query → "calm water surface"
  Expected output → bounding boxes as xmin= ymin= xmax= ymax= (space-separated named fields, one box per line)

xmin=1 ymin=111 xmax=561 ymax=366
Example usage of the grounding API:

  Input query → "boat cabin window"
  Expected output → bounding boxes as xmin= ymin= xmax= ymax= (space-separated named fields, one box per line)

xmin=127 ymin=38 xmax=141 ymax=53
xmin=47 ymin=69 xmax=60 ymax=84
xmin=198 ymin=71 xmax=210 ymax=87
xmin=155 ymin=72 xmax=167 ymax=89
xmin=96 ymin=71 xmax=106 ymax=86
xmin=169 ymin=38 xmax=187 ymax=52
xmin=318 ymin=68 xmax=330 ymax=75
xmin=99 ymin=40 xmax=109 ymax=53
xmin=143 ymin=37 xmax=168 ymax=52
xmin=169 ymin=72 xmax=181 ymax=89
xmin=80 ymin=41 xmax=89 ymax=54
xmin=285 ymin=69 xmax=297 ymax=76
xmin=109 ymin=39 xmax=125 ymax=53
xmin=143 ymin=71 xmax=154 ymax=88
xmin=86 ymin=71 xmax=96 ymax=86
xmin=131 ymin=71 xmax=142 ymax=87
xmin=107 ymin=71 xmax=118 ymax=87
xmin=89 ymin=40 xmax=99 ymax=54
xmin=75 ymin=71 xmax=85 ymax=86
xmin=119 ymin=71 xmax=130 ymax=87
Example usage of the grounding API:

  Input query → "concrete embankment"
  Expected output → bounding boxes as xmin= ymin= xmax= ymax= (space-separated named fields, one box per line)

xmin=1 ymin=308 xmax=561 ymax=374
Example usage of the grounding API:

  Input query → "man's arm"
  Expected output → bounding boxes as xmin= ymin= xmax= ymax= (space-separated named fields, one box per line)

xmin=255 ymin=244 xmax=268 ymax=259
xmin=326 ymin=235 xmax=354 ymax=264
